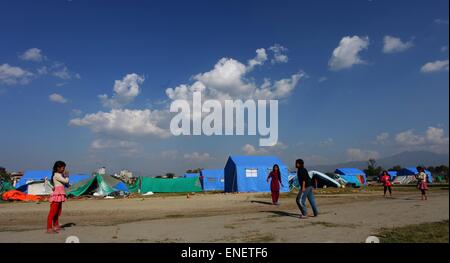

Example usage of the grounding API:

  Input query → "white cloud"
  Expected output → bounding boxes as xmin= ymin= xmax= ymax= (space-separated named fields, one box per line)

xmin=69 ymin=109 xmax=169 ymax=138
xmin=395 ymin=127 xmax=449 ymax=154
xmin=90 ymin=139 xmax=140 ymax=156
xmin=99 ymin=73 xmax=145 ymax=108
xmin=395 ymin=130 xmax=426 ymax=146
xmin=247 ymin=48 xmax=268 ymax=70
xmin=19 ymin=48 xmax=46 ymax=62
xmin=375 ymin=132 xmax=390 ymax=144
xmin=426 ymin=127 xmax=449 ymax=145
xmin=420 ymin=60 xmax=449 ymax=73
xmin=166 ymin=48 xmax=304 ymax=102
xmin=161 ymin=150 xmax=179 ymax=160
xmin=50 ymin=62 xmax=79 ymax=80
xmin=49 ymin=93 xmax=68 ymax=103
xmin=71 ymin=109 xmax=82 ymax=116
xmin=183 ymin=152 xmax=213 ymax=162
xmin=37 ymin=66 xmax=48 ymax=75
xmin=346 ymin=148 xmax=380 ymax=161
xmin=441 ymin=46 xmax=448 ymax=52
xmin=329 ymin=36 xmax=369 ymax=71
xmin=0 ymin=64 xmax=34 ymax=85
xmin=242 ymin=142 xmax=288 ymax=155
xmin=269 ymin=44 xmax=289 ymax=64
xmin=382 ymin=36 xmax=413 ymax=53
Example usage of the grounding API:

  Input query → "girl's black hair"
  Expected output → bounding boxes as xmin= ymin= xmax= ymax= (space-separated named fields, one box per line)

xmin=50 ymin=161 xmax=66 ymax=186
xmin=273 ymin=164 xmax=280 ymax=173
xmin=382 ymin=170 xmax=388 ymax=175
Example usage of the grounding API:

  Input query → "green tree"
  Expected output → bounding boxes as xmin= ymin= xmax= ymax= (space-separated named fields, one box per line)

xmin=389 ymin=165 xmax=402 ymax=172
xmin=364 ymin=159 xmax=383 ymax=180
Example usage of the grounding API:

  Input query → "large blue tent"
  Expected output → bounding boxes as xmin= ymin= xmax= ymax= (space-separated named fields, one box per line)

xmin=224 ymin=156 xmax=289 ymax=193
xmin=200 ymin=169 xmax=224 ymax=191
xmin=17 ymin=170 xmax=91 ymax=191
xmin=335 ymin=168 xmax=367 ymax=187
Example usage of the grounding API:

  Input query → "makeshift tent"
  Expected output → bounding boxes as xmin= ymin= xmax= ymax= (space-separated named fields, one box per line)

xmin=289 ymin=171 xmax=341 ymax=189
xmin=139 ymin=177 xmax=202 ymax=193
xmin=224 ymin=156 xmax=289 ymax=193
xmin=184 ymin=173 xmax=200 ymax=178
xmin=0 ymin=180 xmax=15 ymax=195
xmin=387 ymin=171 xmax=398 ymax=180
xmin=67 ymin=174 xmax=128 ymax=197
xmin=335 ymin=168 xmax=367 ymax=187
xmin=200 ymin=169 xmax=224 ymax=191
xmin=397 ymin=167 xmax=433 ymax=183
xmin=17 ymin=171 xmax=90 ymax=195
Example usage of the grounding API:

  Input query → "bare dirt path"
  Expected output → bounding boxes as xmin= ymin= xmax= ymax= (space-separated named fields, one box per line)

xmin=0 ymin=189 xmax=448 ymax=243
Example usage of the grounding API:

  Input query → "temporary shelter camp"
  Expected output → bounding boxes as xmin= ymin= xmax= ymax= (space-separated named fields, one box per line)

xmin=335 ymin=168 xmax=367 ymax=187
xmin=128 ymin=177 xmax=202 ymax=194
xmin=387 ymin=171 xmax=398 ymax=180
xmin=224 ymin=155 xmax=290 ymax=193
xmin=200 ymin=169 xmax=224 ymax=191
xmin=393 ymin=167 xmax=432 ymax=185
xmin=184 ymin=173 xmax=200 ymax=178
xmin=17 ymin=171 xmax=91 ymax=195
xmin=67 ymin=174 xmax=128 ymax=197
xmin=289 ymin=171 xmax=341 ymax=189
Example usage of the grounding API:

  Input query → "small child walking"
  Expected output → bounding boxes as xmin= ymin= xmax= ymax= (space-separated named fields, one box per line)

xmin=46 ymin=161 xmax=69 ymax=234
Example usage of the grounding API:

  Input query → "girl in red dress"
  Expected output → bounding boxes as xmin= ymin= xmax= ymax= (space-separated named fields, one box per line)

xmin=267 ymin=164 xmax=283 ymax=205
xmin=380 ymin=170 xmax=392 ymax=198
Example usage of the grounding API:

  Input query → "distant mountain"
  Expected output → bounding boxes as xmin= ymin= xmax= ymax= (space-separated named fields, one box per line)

xmin=310 ymin=151 xmax=449 ymax=173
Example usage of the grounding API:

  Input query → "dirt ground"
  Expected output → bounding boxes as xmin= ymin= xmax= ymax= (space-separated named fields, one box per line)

xmin=0 ymin=187 xmax=448 ymax=243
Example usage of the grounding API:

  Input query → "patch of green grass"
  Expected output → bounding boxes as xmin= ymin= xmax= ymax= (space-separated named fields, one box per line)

xmin=377 ymin=220 xmax=449 ymax=243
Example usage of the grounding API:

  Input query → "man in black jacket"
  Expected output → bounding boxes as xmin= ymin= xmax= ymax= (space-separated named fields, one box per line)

xmin=296 ymin=159 xmax=319 ymax=218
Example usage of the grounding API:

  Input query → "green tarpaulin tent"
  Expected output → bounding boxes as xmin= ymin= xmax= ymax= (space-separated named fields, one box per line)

xmin=0 ymin=180 xmax=15 ymax=195
xmin=67 ymin=174 xmax=128 ymax=197
xmin=137 ymin=177 xmax=202 ymax=193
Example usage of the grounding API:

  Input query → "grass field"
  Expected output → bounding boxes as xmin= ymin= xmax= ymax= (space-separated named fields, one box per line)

xmin=378 ymin=220 xmax=449 ymax=243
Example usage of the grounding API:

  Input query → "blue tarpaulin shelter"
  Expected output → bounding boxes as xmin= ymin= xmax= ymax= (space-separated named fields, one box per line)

xmin=335 ymin=168 xmax=367 ymax=187
xmin=224 ymin=156 xmax=289 ymax=193
xmin=398 ymin=167 xmax=433 ymax=183
xmin=387 ymin=171 xmax=398 ymax=180
xmin=200 ymin=169 xmax=224 ymax=191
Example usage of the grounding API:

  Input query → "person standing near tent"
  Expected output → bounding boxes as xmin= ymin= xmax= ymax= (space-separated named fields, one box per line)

xmin=295 ymin=159 xmax=318 ymax=218
xmin=380 ymin=170 xmax=392 ymax=198
xmin=416 ymin=166 xmax=428 ymax=201
xmin=46 ymin=161 xmax=69 ymax=234
xmin=267 ymin=164 xmax=283 ymax=205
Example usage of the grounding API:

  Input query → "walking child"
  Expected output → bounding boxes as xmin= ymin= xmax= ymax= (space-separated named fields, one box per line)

xmin=380 ymin=170 xmax=392 ymax=197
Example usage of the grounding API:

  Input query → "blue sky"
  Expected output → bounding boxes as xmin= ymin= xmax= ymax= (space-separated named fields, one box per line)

xmin=0 ymin=0 xmax=448 ymax=175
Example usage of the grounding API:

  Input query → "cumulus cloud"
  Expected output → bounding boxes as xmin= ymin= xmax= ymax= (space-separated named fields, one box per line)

xmin=99 ymin=73 xmax=145 ymax=108
xmin=420 ymin=60 xmax=449 ymax=73
xmin=329 ymin=36 xmax=369 ymax=71
xmin=50 ymin=62 xmax=80 ymax=80
xmin=269 ymin=44 xmax=289 ymax=64
xmin=382 ymin=36 xmax=413 ymax=53
xmin=19 ymin=48 xmax=46 ymax=62
xmin=166 ymin=55 xmax=304 ymax=103
xmin=0 ymin=64 xmax=34 ymax=85
xmin=394 ymin=127 xmax=449 ymax=154
xmin=346 ymin=148 xmax=380 ymax=161
xmin=69 ymin=109 xmax=169 ymax=138
xmin=49 ymin=93 xmax=68 ymax=103
xmin=247 ymin=48 xmax=268 ymax=70
xmin=318 ymin=77 xmax=328 ymax=83
xmin=183 ymin=152 xmax=213 ymax=162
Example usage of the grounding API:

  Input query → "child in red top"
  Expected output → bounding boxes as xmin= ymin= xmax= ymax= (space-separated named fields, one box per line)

xmin=380 ymin=170 xmax=392 ymax=198
xmin=46 ymin=161 xmax=69 ymax=234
